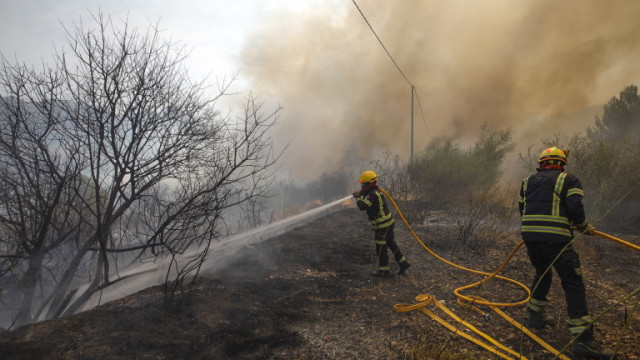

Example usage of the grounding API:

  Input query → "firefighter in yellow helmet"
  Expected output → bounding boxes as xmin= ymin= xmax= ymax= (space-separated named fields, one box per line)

xmin=519 ymin=147 xmax=615 ymax=359
xmin=353 ymin=171 xmax=410 ymax=277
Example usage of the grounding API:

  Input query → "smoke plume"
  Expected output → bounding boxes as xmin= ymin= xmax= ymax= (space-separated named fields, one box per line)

xmin=240 ymin=0 xmax=640 ymax=180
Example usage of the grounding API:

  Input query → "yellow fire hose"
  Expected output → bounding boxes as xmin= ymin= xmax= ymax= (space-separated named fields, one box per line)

xmin=376 ymin=187 xmax=640 ymax=359
xmin=378 ymin=188 xmax=531 ymax=308
xmin=394 ymin=295 xmax=526 ymax=360
xmin=593 ymin=230 xmax=640 ymax=252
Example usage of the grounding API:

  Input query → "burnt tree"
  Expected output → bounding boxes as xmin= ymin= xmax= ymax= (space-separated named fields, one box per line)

xmin=0 ymin=11 xmax=281 ymax=327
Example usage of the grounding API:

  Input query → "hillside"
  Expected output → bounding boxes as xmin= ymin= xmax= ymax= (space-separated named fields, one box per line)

xmin=1 ymin=203 xmax=638 ymax=360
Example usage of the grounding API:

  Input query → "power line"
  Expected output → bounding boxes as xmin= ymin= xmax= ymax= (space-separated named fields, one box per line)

xmin=350 ymin=0 xmax=432 ymax=143
xmin=413 ymin=88 xmax=432 ymax=141
xmin=350 ymin=0 xmax=412 ymax=87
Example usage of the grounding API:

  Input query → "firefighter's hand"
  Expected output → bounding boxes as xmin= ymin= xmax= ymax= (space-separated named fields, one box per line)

xmin=577 ymin=223 xmax=596 ymax=236
xmin=352 ymin=190 xmax=361 ymax=198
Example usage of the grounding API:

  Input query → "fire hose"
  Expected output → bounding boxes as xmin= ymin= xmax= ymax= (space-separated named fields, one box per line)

xmin=592 ymin=230 xmax=640 ymax=252
xmin=376 ymin=187 xmax=639 ymax=360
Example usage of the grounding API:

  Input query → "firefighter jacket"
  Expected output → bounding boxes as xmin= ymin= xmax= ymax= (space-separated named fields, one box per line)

xmin=356 ymin=187 xmax=395 ymax=230
xmin=519 ymin=168 xmax=587 ymax=242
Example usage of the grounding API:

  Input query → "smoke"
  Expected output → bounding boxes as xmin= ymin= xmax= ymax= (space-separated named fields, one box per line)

xmin=240 ymin=0 xmax=640 ymax=180
xmin=58 ymin=196 xmax=353 ymax=317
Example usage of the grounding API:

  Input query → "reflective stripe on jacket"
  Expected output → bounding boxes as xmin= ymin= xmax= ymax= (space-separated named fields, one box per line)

xmin=356 ymin=187 xmax=394 ymax=230
xmin=519 ymin=169 xmax=586 ymax=242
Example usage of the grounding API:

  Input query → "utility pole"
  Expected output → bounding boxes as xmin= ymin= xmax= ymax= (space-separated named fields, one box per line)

xmin=410 ymin=85 xmax=414 ymax=162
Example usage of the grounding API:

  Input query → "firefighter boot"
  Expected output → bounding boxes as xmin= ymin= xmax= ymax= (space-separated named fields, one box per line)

xmin=572 ymin=333 xmax=616 ymax=359
xmin=527 ymin=309 xmax=554 ymax=329
xmin=398 ymin=261 xmax=411 ymax=275
xmin=371 ymin=269 xmax=392 ymax=277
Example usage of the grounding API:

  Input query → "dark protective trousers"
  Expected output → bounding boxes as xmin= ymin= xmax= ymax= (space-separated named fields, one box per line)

xmin=524 ymin=241 xmax=589 ymax=321
xmin=374 ymin=224 xmax=406 ymax=271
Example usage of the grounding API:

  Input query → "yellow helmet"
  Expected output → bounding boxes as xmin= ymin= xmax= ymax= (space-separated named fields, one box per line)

xmin=538 ymin=146 xmax=568 ymax=165
xmin=359 ymin=170 xmax=377 ymax=183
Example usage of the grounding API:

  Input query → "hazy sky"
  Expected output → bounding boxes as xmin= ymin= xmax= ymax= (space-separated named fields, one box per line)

xmin=0 ymin=0 xmax=324 ymax=82
xmin=3 ymin=1 xmax=640 ymax=181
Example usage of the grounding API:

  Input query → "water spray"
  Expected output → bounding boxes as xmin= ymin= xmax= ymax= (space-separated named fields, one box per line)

xmin=62 ymin=195 xmax=353 ymax=316
xmin=200 ymin=195 xmax=353 ymax=275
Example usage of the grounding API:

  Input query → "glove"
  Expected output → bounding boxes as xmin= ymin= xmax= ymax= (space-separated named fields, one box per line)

xmin=352 ymin=190 xmax=361 ymax=198
xmin=577 ymin=223 xmax=596 ymax=236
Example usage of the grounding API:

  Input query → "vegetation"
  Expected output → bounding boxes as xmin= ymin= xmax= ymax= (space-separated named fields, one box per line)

xmin=0 ymin=11 xmax=280 ymax=328
xmin=365 ymin=126 xmax=513 ymax=230
xmin=591 ymin=85 xmax=640 ymax=143
xmin=529 ymin=85 xmax=640 ymax=231
xmin=447 ymin=183 xmax=516 ymax=260
xmin=2 ymin=6 xmax=637 ymax=339
xmin=580 ymin=85 xmax=640 ymax=230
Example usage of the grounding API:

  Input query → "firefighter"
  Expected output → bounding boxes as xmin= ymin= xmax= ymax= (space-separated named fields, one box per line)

xmin=519 ymin=146 xmax=615 ymax=359
xmin=353 ymin=170 xmax=411 ymax=277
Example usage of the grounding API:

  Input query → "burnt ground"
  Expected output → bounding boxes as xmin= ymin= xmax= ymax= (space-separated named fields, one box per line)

xmin=1 ymin=202 xmax=639 ymax=360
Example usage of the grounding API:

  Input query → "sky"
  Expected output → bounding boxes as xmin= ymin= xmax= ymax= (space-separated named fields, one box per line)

xmin=0 ymin=0 xmax=321 ymax=84
xmin=3 ymin=0 xmax=640 ymax=182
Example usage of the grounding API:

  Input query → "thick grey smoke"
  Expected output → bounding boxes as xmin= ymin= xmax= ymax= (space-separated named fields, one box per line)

xmin=241 ymin=1 xmax=640 ymax=180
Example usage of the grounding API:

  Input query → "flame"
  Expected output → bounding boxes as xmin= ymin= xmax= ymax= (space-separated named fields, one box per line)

xmin=342 ymin=198 xmax=353 ymax=206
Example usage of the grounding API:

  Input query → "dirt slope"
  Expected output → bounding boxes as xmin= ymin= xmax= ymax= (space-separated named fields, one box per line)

xmin=1 ymin=204 xmax=638 ymax=360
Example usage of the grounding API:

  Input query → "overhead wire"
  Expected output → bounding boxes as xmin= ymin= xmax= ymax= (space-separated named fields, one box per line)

xmin=352 ymin=0 xmax=638 ymax=356
xmin=413 ymin=87 xmax=432 ymax=141
xmin=350 ymin=0 xmax=412 ymax=87
xmin=350 ymin=0 xmax=432 ymax=142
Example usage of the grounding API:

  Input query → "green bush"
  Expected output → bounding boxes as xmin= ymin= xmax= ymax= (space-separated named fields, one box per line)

xmin=527 ymin=85 xmax=640 ymax=231
xmin=566 ymin=135 xmax=640 ymax=231
xmin=407 ymin=126 xmax=514 ymax=215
